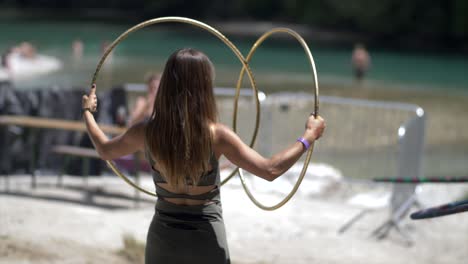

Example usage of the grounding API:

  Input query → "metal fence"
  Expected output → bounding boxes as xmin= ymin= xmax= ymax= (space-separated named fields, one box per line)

xmin=217 ymin=91 xmax=426 ymax=182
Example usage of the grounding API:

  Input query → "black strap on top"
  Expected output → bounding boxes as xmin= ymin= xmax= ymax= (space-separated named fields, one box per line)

xmin=155 ymin=184 xmax=221 ymax=201
xmin=144 ymin=144 xmax=221 ymax=201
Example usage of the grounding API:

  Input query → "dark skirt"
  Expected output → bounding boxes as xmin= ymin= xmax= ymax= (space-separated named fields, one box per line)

xmin=145 ymin=199 xmax=230 ymax=264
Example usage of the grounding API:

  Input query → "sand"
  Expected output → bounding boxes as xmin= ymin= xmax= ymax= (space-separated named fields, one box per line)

xmin=1 ymin=172 xmax=467 ymax=264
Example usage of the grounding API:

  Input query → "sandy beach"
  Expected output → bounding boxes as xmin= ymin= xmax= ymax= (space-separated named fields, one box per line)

xmin=1 ymin=169 xmax=467 ymax=264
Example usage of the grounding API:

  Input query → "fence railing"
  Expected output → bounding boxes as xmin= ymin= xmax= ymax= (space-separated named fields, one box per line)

xmin=216 ymin=91 xmax=425 ymax=182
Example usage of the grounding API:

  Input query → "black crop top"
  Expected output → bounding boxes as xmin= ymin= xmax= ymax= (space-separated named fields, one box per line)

xmin=144 ymin=145 xmax=221 ymax=201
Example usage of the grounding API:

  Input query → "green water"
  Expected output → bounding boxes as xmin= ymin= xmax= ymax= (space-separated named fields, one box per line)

xmin=1 ymin=20 xmax=468 ymax=92
xmin=1 ymin=20 xmax=467 ymax=179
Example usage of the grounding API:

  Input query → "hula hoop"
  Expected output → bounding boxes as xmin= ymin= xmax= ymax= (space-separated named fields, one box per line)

xmin=91 ymin=17 xmax=260 ymax=197
xmin=222 ymin=28 xmax=319 ymax=210
xmin=410 ymin=199 xmax=468 ymax=220
xmin=90 ymin=17 xmax=320 ymax=211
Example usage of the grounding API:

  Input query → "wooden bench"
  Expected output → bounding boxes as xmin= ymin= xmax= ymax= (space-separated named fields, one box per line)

xmin=51 ymin=145 xmax=101 ymax=188
xmin=51 ymin=145 xmax=144 ymax=206
xmin=0 ymin=115 xmax=126 ymax=189
xmin=0 ymin=115 xmax=149 ymax=206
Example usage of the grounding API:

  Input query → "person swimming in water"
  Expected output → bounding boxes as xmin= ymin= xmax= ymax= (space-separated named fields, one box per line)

xmin=351 ymin=43 xmax=371 ymax=83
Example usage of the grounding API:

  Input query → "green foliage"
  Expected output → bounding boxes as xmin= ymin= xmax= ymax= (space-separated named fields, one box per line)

xmin=451 ymin=0 xmax=468 ymax=37
xmin=0 ymin=0 xmax=467 ymax=46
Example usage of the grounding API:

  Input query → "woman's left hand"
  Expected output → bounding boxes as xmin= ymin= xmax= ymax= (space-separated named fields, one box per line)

xmin=82 ymin=84 xmax=98 ymax=112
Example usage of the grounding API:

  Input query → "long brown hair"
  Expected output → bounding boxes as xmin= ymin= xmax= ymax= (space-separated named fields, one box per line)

xmin=145 ymin=48 xmax=217 ymax=189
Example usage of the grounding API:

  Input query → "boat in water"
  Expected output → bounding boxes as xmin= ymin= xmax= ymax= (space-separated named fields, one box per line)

xmin=0 ymin=52 xmax=62 ymax=80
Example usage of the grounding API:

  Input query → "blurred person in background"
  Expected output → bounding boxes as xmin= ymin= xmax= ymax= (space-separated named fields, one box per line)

xmin=1 ymin=42 xmax=37 ymax=68
xmin=351 ymin=43 xmax=371 ymax=83
xmin=0 ymin=47 xmax=14 ymax=81
xmin=101 ymin=40 xmax=114 ymax=63
xmin=82 ymin=48 xmax=325 ymax=264
xmin=128 ymin=73 xmax=161 ymax=126
xmin=1 ymin=47 xmax=13 ymax=69
xmin=72 ymin=39 xmax=84 ymax=59
xmin=18 ymin=42 xmax=37 ymax=59
xmin=113 ymin=73 xmax=160 ymax=173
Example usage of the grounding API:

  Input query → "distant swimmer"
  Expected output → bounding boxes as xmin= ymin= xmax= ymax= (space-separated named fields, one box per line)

xmin=18 ymin=42 xmax=37 ymax=59
xmin=101 ymin=40 xmax=114 ymax=63
xmin=72 ymin=39 xmax=84 ymax=59
xmin=351 ymin=43 xmax=371 ymax=82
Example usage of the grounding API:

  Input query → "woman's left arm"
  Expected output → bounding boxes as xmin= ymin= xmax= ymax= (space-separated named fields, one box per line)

xmin=82 ymin=85 xmax=145 ymax=160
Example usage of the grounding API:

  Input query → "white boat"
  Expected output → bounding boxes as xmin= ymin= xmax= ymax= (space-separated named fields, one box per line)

xmin=0 ymin=53 xmax=62 ymax=79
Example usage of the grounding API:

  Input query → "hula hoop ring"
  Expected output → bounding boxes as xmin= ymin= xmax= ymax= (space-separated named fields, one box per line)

xmin=221 ymin=28 xmax=319 ymax=210
xmin=90 ymin=17 xmax=320 ymax=211
xmin=91 ymin=17 xmax=260 ymax=197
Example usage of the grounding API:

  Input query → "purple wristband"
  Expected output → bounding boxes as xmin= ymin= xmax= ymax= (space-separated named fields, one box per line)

xmin=297 ymin=137 xmax=310 ymax=150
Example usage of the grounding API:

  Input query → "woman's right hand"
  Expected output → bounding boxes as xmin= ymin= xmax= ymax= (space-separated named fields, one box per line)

xmin=303 ymin=115 xmax=326 ymax=143
xmin=82 ymin=84 xmax=98 ymax=112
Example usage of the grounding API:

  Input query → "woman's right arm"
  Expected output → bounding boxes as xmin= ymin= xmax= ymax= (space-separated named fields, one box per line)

xmin=82 ymin=85 xmax=145 ymax=160
xmin=215 ymin=115 xmax=325 ymax=181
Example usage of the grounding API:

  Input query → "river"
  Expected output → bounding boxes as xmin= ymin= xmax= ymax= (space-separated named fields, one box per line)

xmin=1 ymin=20 xmax=468 ymax=92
